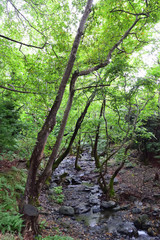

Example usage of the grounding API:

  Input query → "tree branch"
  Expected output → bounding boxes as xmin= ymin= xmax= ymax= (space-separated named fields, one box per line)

xmin=78 ymin=17 xmax=140 ymax=76
xmin=0 ymin=34 xmax=47 ymax=49
xmin=0 ymin=85 xmax=39 ymax=94
xmin=75 ymin=84 xmax=110 ymax=91
xmin=8 ymin=0 xmax=46 ymax=38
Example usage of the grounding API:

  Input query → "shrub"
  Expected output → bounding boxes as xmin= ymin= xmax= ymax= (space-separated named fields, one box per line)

xmin=0 ymin=100 xmax=22 ymax=151
xmin=135 ymin=115 xmax=160 ymax=161
xmin=0 ymin=167 xmax=26 ymax=233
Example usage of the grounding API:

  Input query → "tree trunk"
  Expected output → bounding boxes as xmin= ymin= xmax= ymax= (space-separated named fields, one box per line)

xmin=52 ymin=90 xmax=96 ymax=171
xmin=75 ymin=138 xmax=82 ymax=171
xmin=93 ymin=100 xmax=104 ymax=168
xmin=24 ymin=0 xmax=93 ymax=204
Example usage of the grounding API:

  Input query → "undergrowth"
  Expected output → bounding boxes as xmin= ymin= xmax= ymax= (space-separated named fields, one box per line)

xmin=36 ymin=235 xmax=74 ymax=240
xmin=0 ymin=166 xmax=27 ymax=233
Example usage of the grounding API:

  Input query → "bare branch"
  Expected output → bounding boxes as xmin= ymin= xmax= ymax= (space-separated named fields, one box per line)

xmin=0 ymin=85 xmax=39 ymax=94
xmin=110 ymin=8 xmax=150 ymax=17
xmin=75 ymin=84 xmax=110 ymax=91
xmin=0 ymin=34 xmax=47 ymax=49
xmin=8 ymin=0 xmax=46 ymax=38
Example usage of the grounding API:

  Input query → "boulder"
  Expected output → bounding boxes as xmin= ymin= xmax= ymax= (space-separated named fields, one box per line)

xmin=59 ymin=206 xmax=74 ymax=216
xmin=117 ymin=222 xmax=138 ymax=237
xmin=101 ymin=201 xmax=116 ymax=209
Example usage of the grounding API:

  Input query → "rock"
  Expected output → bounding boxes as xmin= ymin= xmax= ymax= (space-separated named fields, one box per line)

xmin=134 ymin=201 xmax=143 ymax=207
xmin=132 ymin=207 xmax=142 ymax=214
xmin=113 ymin=177 xmax=119 ymax=185
xmin=120 ymin=204 xmax=130 ymax=210
xmin=101 ymin=201 xmax=116 ymax=209
xmin=92 ymin=205 xmax=101 ymax=213
xmin=152 ymin=207 xmax=159 ymax=216
xmin=23 ymin=204 xmax=39 ymax=217
xmin=59 ymin=206 xmax=74 ymax=216
xmin=89 ymin=194 xmax=100 ymax=205
xmin=112 ymin=206 xmax=121 ymax=212
xmin=153 ymin=193 xmax=160 ymax=199
xmin=71 ymin=177 xmax=82 ymax=185
xmin=75 ymin=203 xmax=90 ymax=214
xmin=91 ymin=185 xmax=99 ymax=193
xmin=117 ymin=222 xmax=138 ymax=237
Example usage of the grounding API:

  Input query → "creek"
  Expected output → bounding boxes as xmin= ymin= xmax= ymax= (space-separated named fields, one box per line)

xmin=48 ymin=150 xmax=160 ymax=239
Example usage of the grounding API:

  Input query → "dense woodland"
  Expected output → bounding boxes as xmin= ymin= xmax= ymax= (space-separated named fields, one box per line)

xmin=0 ymin=0 xmax=160 ymax=239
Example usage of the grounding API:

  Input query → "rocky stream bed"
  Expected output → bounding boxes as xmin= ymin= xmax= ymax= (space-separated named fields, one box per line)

xmin=39 ymin=150 xmax=160 ymax=240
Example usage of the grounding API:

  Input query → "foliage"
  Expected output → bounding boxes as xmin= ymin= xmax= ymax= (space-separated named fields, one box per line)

xmin=49 ymin=186 xmax=64 ymax=204
xmin=0 ymin=0 xmax=160 ymax=229
xmin=0 ymin=100 xmax=22 ymax=151
xmin=0 ymin=167 xmax=26 ymax=233
xmin=134 ymin=114 xmax=160 ymax=160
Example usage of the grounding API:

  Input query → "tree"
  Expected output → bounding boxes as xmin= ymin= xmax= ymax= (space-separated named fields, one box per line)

xmin=0 ymin=0 xmax=160 ymax=235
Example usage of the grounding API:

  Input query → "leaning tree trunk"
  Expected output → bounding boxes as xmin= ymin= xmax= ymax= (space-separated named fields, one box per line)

xmin=23 ymin=0 xmax=93 ymax=204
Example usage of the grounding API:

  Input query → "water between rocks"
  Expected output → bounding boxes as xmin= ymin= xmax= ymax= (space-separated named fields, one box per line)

xmin=48 ymin=151 xmax=160 ymax=239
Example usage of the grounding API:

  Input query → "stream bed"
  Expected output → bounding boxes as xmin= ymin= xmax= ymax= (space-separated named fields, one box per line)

xmin=46 ymin=150 xmax=160 ymax=239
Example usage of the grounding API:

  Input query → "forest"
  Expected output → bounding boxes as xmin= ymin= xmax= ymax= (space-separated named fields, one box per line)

xmin=0 ymin=0 xmax=160 ymax=239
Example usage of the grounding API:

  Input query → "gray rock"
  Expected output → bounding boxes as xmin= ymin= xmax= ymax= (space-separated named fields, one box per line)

xmin=112 ymin=204 xmax=130 ymax=212
xmin=75 ymin=203 xmax=90 ymax=214
xmin=113 ymin=177 xmax=119 ymax=185
xmin=92 ymin=205 xmax=101 ymax=213
xmin=71 ymin=177 xmax=82 ymax=185
xmin=120 ymin=204 xmax=130 ymax=210
xmin=132 ymin=207 xmax=142 ymax=214
xmin=101 ymin=201 xmax=116 ymax=209
xmin=112 ymin=206 xmax=121 ymax=212
xmin=59 ymin=206 xmax=74 ymax=216
xmin=23 ymin=204 xmax=39 ymax=217
xmin=91 ymin=185 xmax=99 ymax=193
xmin=117 ymin=222 xmax=138 ymax=237
xmin=152 ymin=207 xmax=159 ymax=216
xmin=89 ymin=194 xmax=100 ymax=205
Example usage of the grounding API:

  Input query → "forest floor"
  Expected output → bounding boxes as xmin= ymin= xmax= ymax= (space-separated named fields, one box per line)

xmin=0 ymin=150 xmax=160 ymax=239
xmin=38 ymin=150 xmax=160 ymax=240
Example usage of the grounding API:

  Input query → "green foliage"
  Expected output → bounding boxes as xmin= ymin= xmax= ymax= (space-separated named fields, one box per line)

xmin=134 ymin=115 xmax=160 ymax=160
xmin=0 ymin=212 xmax=23 ymax=234
xmin=0 ymin=100 xmax=22 ymax=151
xmin=50 ymin=186 xmax=64 ymax=204
xmin=0 ymin=167 xmax=26 ymax=233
